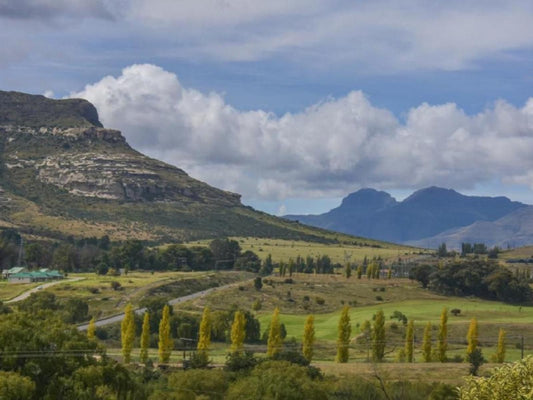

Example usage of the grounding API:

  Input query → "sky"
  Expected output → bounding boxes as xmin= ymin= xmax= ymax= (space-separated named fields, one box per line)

xmin=1 ymin=0 xmax=533 ymax=215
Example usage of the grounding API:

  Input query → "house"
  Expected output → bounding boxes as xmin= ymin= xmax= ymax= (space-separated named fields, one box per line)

xmin=2 ymin=266 xmax=28 ymax=278
xmin=7 ymin=269 xmax=64 ymax=284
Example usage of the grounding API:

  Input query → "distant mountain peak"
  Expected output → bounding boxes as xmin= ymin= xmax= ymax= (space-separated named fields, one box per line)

xmin=340 ymin=188 xmax=397 ymax=208
xmin=285 ymin=186 xmax=527 ymax=244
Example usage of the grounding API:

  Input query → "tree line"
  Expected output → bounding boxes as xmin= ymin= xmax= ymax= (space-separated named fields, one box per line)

xmin=409 ymin=259 xmax=532 ymax=304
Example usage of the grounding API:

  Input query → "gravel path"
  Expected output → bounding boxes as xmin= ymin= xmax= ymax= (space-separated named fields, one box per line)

xmin=5 ymin=277 xmax=85 ymax=303
xmin=77 ymin=280 xmax=249 ymax=331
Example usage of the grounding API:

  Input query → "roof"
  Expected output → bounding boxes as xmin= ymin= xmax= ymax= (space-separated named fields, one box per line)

xmin=7 ymin=267 xmax=27 ymax=274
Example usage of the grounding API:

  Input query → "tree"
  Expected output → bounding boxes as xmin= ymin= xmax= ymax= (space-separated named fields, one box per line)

xmin=459 ymin=356 xmax=533 ymax=399
xmin=336 ymin=306 xmax=351 ymax=363
xmin=372 ymin=310 xmax=386 ymax=362
xmin=422 ymin=322 xmax=432 ymax=362
xmin=405 ymin=320 xmax=414 ymax=363
xmin=120 ymin=304 xmax=135 ymax=364
xmin=494 ymin=328 xmax=506 ymax=363
xmin=357 ymin=264 xmax=363 ymax=279
xmin=0 ymin=371 xmax=35 ymax=400
xmin=302 ymin=315 xmax=315 ymax=362
xmin=225 ymin=361 xmax=328 ymax=400
xmin=197 ymin=307 xmax=212 ymax=354
xmin=158 ymin=304 xmax=173 ymax=363
xmin=140 ymin=312 xmax=150 ymax=363
xmin=254 ymin=276 xmax=263 ymax=290
xmin=267 ymin=308 xmax=283 ymax=357
xmin=345 ymin=264 xmax=352 ymax=279
xmin=409 ymin=264 xmax=436 ymax=289
xmin=438 ymin=307 xmax=448 ymax=362
xmin=230 ymin=311 xmax=246 ymax=353
xmin=466 ymin=317 xmax=478 ymax=357
xmin=437 ymin=242 xmax=448 ymax=257
xmin=210 ymin=238 xmax=241 ymax=269
xmin=87 ymin=317 xmax=96 ymax=340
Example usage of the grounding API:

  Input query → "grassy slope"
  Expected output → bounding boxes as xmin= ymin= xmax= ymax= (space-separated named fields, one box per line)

xmin=186 ymin=237 xmax=419 ymax=264
xmin=4 ymin=271 xmax=253 ymax=320
xmin=181 ymin=273 xmax=533 ymax=364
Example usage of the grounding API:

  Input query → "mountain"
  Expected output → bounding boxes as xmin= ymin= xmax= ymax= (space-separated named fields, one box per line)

xmin=0 ymin=90 xmax=376 ymax=244
xmin=285 ymin=186 xmax=527 ymax=244
xmin=407 ymin=206 xmax=533 ymax=249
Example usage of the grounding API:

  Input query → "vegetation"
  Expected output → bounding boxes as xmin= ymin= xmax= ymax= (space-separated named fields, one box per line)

xmin=410 ymin=260 xmax=532 ymax=304
xmin=267 ymin=308 xmax=283 ymax=357
xmin=302 ymin=315 xmax=315 ymax=362
xmin=158 ymin=304 xmax=172 ymax=363
xmin=140 ymin=312 xmax=150 ymax=363
xmin=459 ymin=356 xmax=533 ymax=399
xmin=372 ymin=310 xmax=386 ymax=362
xmin=335 ymin=306 xmax=351 ymax=363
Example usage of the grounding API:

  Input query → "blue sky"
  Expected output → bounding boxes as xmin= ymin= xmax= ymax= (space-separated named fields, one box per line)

xmin=1 ymin=0 xmax=533 ymax=215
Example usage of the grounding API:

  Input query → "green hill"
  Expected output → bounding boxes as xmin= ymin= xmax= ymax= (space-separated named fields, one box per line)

xmin=0 ymin=90 xmax=404 ymax=247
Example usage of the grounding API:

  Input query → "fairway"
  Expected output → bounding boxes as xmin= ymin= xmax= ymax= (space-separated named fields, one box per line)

xmin=259 ymin=298 xmax=533 ymax=342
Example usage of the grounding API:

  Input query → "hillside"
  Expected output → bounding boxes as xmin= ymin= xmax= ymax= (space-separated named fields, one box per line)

xmin=407 ymin=206 xmax=533 ymax=249
xmin=285 ymin=187 xmax=526 ymax=245
xmin=0 ymin=90 xmax=393 ymax=245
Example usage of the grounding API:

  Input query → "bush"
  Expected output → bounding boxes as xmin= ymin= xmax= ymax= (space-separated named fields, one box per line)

xmin=315 ymin=297 xmax=325 ymax=305
xmin=224 ymin=351 xmax=258 ymax=372
xmin=110 ymin=281 xmax=121 ymax=291
xmin=376 ymin=296 xmax=384 ymax=301
xmin=450 ymin=308 xmax=461 ymax=316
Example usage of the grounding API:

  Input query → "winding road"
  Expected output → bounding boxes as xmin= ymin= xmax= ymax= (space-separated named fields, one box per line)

xmin=77 ymin=280 xmax=249 ymax=331
xmin=5 ymin=277 xmax=85 ymax=303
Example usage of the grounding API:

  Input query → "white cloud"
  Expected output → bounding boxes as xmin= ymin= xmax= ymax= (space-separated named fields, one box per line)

xmin=123 ymin=0 xmax=533 ymax=72
xmin=71 ymin=64 xmax=533 ymax=200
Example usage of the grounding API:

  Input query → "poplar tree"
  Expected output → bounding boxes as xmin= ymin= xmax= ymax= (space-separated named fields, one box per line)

xmin=267 ymin=307 xmax=283 ymax=356
xmin=405 ymin=320 xmax=414 ymax=363
xmin=372 ymin=310 xmax=386 ymax=362
xmin=121 ymin=304 xmax=135 ymax=364
xmin=197 ymin=307 xmax=212 ymax=354
xmin=438 ymin=307 xmax=448 ymax=362
xmin=466 ymin=317 xmax=479 ymax=357
xmin=345 ymin=264 xmax=352 ymax=279
xmin=302 ymin=315 xmax=315 ymax=362
xmin=495 ymin=328 xmax=506 ymax=363
xmin=230 ymin=311 xmax=246 ymax=353
xmin=87 ymin=317 xmax=96 ymax=340
xmin=357 ymin=264 xmax=363 ymax=279
xmin=336 ymin=306 xmax=351 ymax=363
xmin=387 ymin=268 xmax=393 ymax=279
xmin=140 ymin=312 xmax=150 ymax=363
xmin=422 ymin=322 xmax=432 ymax=362
xmin=158 ymin=304 xmax=172 ymax=363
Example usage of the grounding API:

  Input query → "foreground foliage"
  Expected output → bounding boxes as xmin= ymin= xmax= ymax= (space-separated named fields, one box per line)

xmin=459 ymin=356 xmax=533 ymax=400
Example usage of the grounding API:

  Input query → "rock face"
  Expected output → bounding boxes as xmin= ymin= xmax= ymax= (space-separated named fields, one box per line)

xmin=0 ymin=99 xmax=241 ymax=205
xmin=0 ymin=90 xmax=336 ymax=243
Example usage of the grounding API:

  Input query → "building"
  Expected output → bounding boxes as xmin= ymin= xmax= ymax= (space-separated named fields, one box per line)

xmin=7 ymin=269 xmax=64 ymax=284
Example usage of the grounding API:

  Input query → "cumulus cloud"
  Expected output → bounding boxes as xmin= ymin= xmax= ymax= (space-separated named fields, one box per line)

xmin=71 ymin=64 xmax=533 ymax=200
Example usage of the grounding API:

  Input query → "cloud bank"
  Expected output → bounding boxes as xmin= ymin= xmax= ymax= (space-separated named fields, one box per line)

xmin=72 ymin=64 xmax=533 ymax=200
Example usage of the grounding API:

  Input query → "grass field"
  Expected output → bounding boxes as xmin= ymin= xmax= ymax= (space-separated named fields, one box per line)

xmin=178 ymin=272 xmax=533 ymax=364
xmin=0 ymin=281 xmax=41 ymax=301
xmin=186 ymin=237 xmax=423 ymax=264
xmin=5 ymin=270 xmax=252 ymax=320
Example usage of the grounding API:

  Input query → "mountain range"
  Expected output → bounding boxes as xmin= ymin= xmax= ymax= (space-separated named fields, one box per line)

xmin=285 ymin=187 xmax=532 ymax=248
xmin=0 ymin=90 xmax=374 ymax=245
